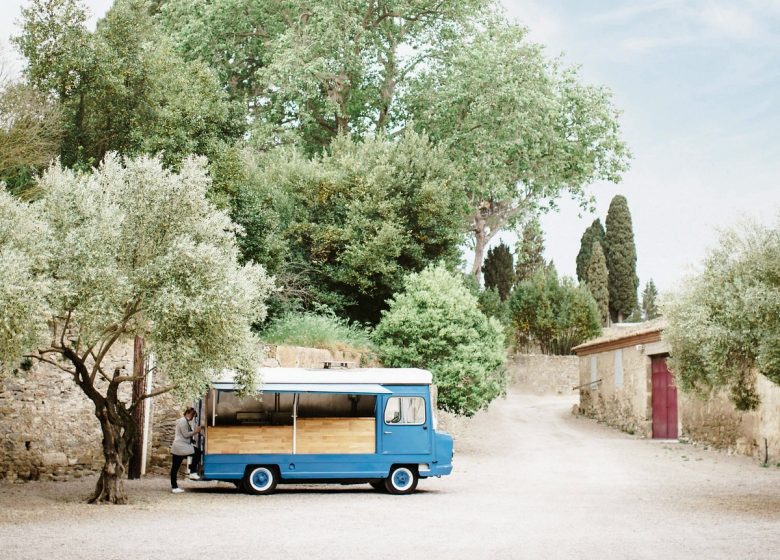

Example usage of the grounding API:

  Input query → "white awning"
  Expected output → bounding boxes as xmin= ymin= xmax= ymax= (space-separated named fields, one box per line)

xmin=212 ymin=382 xmax=392 ymax=395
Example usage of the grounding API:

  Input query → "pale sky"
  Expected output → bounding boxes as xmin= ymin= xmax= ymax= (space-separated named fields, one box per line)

xmin=3 ymin=0 xmax=779 ymax=295
xmin=501 ymin=0 xmax=780 ymax=294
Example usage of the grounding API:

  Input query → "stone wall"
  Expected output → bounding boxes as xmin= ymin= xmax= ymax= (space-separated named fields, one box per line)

xmin=576 ymin=344 xmax=654 ymax=437
xmin=680 ymin=373 xmax=780 ymax=462
xmin=507 ymin=353 xmax=579 ymax=395
xmin=0 ymin=345 xmax=133 ymax=482
xmin=0 ymin=343 xmax=373 ymax=481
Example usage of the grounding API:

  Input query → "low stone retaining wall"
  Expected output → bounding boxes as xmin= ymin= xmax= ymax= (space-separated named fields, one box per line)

xmin=680 ymin=373 xmax=780 ymax=462
xmin=507 ymin=353 xmax=579 ymax=395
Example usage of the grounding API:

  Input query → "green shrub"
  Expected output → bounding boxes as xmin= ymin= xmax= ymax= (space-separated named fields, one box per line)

xmin=374 ymin=264 xmax=507 ymax=416
xmin=478 ymin=287 xmax=511 ymax=327
xmin=509 ymin=268 xmax=602 ymax=355
xmin=259 ymin=310 xmax=374 ymax=357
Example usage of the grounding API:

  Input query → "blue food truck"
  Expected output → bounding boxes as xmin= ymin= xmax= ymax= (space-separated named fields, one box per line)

xmin=196 ymin=368 xmax=454 ymax=495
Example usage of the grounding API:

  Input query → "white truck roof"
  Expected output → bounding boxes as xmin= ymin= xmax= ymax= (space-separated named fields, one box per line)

xmin=212 ymin=367 xmax=433 ymax=391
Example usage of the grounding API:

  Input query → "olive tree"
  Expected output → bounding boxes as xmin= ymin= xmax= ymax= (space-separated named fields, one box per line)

xmin=0 ymin=154 xmax=273 ymax=504
xmin=664 ymin=220 xmax=780 ymax=410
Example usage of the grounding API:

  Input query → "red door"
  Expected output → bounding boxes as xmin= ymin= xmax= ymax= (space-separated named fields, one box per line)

xmin=651 ymin=356 xmax=678 ymax=439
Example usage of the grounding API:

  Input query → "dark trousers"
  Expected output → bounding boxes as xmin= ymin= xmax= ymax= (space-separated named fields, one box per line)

xmin=170 ymin=448 xmax=201 ymax=488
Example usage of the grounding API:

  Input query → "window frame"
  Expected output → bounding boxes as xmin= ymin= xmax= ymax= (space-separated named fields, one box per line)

xmin=383 ymin=396 xmax=426 ymax=426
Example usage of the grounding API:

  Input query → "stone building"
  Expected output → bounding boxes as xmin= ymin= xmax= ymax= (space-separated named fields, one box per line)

xmin=573 ymin=319 xmax=780 ymax=463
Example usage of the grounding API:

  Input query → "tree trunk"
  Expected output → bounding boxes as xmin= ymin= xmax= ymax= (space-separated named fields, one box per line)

xmin=90 ymin=456 xmax=128 ymax=505
xmin=89 ymin=407 xmax=135 ymax=504
xmin=128 ymin=336 xmax=145 ymax=479
xmin=471 ymin=214 xmax=488 ymax=284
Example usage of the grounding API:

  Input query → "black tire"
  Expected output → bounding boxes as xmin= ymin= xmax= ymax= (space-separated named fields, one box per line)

xmin=243 ymin=466 xmax=278 ymax=495
xmin=384 ymin=465 xmax=418 ymax=495
xmin=369 ymin=480 xmax=386 ymax=492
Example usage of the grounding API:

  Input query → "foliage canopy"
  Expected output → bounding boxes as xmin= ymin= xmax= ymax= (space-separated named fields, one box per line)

xmin=515 ymin=218 xmax=546 ymax=283
xmin=238 ymin=132 xmax=468 ymax=323
xmin=374 ymin=264 xmax=506 ymax=416
xmin=159 ymin=0 xmax=487 ymax=153
xmin=576 ymin=218 xmax=605 ymax=284
xmin=0 ymin=81 xmax=62 ymax=193
xmin=408 ymin=20 xmax=629 ymax=280
xmin=641 ymin=279 xmax=660 ymax=320
xmin=509 ymin=268 xmax=602 ymax=355
xmin=586 ymin=241 xmax=609 ymax=325
xmin=604 ymin=195 xmax=638 ymax=322
xmin=664 ymin=220 xmax=780 ymax=410
xmin=15 ymin=0 xmax=246 ymax=174
xmin=482 ymin=242 xmax=514 ymax=301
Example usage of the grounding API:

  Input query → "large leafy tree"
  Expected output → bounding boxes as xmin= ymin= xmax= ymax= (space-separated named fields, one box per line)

xmin=482 ymin=242 xmax=514 ymax=300
xmin=515 ymin=217 xmax=546 ymax=283
xmin=586 ymin=241 xmax=609 ymax=326
xmin=509 ymin=267 xmax=601 ymax=355
xmin=408 ymin=21 xmax=630 ymax=282
xmin=239 ymin=131 xmax=468 ymax=323
xmin=374 ymin=264 xmax=506 ymax=416
xmin=576 ymin=218 xmax=605 ymax=284
xmin=15 ymin=0 xmax=245 ymax=173
xmin=0 ymin=155 xmax=273 ymax=504
xmin=0 ymin=81 xmax=62 ymax=194
xmin=158 ymin=0 xmax=486 ymax=153
xmin=604 ymin=195 xmax=638 ymax=322
xmin=665 ymin=220 xmax=780 ymax=410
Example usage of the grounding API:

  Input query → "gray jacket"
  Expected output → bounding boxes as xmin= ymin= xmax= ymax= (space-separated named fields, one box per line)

xmin=171 ymin=416 xmax=196 ymax=456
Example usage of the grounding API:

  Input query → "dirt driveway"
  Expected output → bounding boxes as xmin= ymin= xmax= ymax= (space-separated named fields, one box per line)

xmin=2 ymin=391 xmax=779 ymax=560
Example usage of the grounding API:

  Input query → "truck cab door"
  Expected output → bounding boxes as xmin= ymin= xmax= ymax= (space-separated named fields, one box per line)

xmin=380 ymin=394 xmax=432 ymax=455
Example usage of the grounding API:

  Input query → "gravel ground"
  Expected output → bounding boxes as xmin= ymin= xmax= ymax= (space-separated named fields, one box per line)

xmin=2 ymin=390 xmax=780 ymax=560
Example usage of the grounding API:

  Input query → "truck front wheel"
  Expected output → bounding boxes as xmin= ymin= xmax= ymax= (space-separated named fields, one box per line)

xmin=384 ymin=466 xmax=418 ymax=495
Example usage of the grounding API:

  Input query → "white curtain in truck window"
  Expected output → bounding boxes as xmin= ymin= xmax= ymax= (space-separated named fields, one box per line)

xmin=385 ymin=397 xmax=425 ymax=425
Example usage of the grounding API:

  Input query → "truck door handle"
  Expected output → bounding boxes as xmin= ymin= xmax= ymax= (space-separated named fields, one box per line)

xmin=384 ymin=431 xmax=392 ymax=435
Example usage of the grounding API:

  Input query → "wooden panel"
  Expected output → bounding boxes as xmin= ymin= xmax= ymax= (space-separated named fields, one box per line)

xmin=297 ymin=417 xmax=375 ymax=454
xmin=206 ymin=426 xmax=292 ymax=454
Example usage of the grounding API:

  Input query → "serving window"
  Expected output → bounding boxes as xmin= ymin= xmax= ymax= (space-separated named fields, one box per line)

xmin=205 ymin=390 xmax=377 ymax=455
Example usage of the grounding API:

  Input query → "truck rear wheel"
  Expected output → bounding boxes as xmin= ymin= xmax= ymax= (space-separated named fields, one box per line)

xmin=243 ymin=466 xmax=278 ymax=495
xmin=384 ymin=466 xmax=418 ymax=495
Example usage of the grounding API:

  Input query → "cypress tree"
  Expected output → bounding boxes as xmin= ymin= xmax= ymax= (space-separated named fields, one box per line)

xmin=515 ymin=218 xmax=546 ymax=283
xmin=576 ymin=219 xmax=606 ymax=283
xmin=586 ymin=242 xmax=609 ymax=325
xmin=482 ymin=242 xmax=514 ymax=300
xmin=605 ymin=195 xmax=638 ymax=322
xmin=642 ymin=279 xmax=660 ymax=320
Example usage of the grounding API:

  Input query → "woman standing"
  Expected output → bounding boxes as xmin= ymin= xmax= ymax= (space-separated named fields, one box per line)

xmin=170 ymin=407 xmax=202 ymax=493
